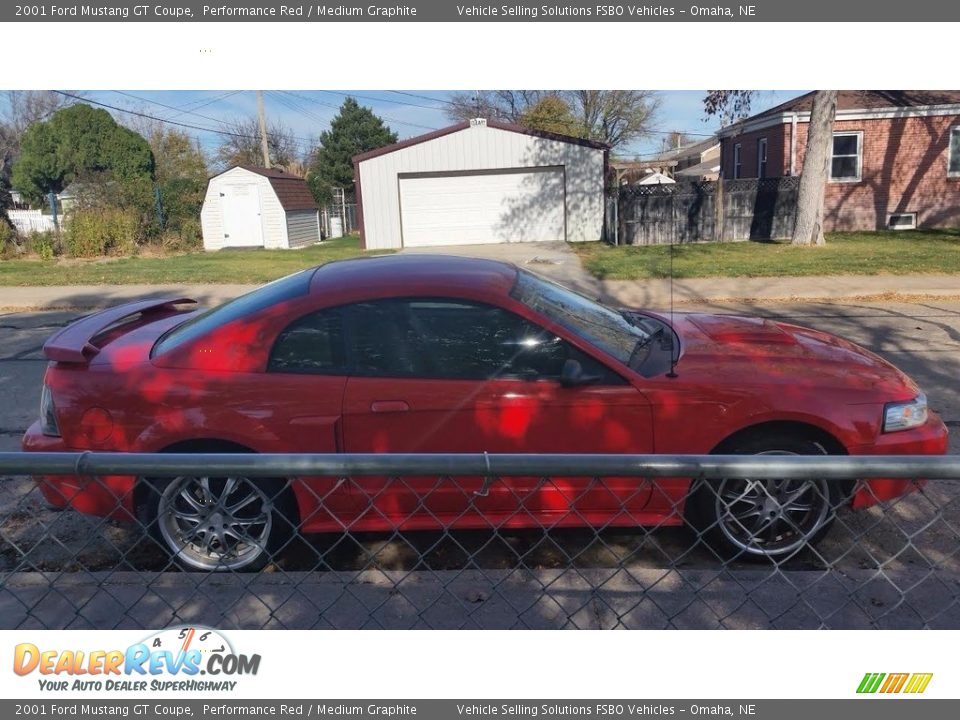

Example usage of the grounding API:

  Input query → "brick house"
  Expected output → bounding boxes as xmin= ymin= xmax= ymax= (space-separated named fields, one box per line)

xmin=717 ymin=91 xmax=960 ymax=231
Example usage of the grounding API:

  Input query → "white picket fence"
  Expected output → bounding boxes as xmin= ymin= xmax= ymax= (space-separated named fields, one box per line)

xmin=7 ymin=209 xmax=56 ymax=234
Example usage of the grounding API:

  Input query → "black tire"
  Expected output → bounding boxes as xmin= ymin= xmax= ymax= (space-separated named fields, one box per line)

xmin=137 ymin=474 xmax=298 ymax=572
xmin=687 ymin=432 xmax=846 ymax=562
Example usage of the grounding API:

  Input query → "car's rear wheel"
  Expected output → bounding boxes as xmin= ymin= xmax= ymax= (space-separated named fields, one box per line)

xmin=138 ymin=475 xmax=297 ymax=571
xmin=689 ymin=433 xmax=846 ymax=561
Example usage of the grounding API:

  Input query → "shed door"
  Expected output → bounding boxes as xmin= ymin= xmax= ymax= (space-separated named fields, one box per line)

xmin=220 ymin=183 xmax=264 ymax=247
xmin=399 ymin=167 xmax=565 ymax=247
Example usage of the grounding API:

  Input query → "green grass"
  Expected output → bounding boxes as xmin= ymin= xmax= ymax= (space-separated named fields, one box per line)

xmin=0 ymin=236 xmax=390 ymax=286
xmin=575 ymin=230 xmax=960 ymax=280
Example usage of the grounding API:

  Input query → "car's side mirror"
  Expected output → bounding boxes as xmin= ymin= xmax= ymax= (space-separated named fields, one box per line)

xmin=559 ymin=358 xmax=602 ymax=388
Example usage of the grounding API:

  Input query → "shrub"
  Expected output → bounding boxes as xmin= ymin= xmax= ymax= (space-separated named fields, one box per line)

xmin=64 ymin=206 xmax=140 ymax=257
xmin=159 ymin=216 xmax=203 ymax=254
xmin=29 ymin=232 xmax=56 ymax=261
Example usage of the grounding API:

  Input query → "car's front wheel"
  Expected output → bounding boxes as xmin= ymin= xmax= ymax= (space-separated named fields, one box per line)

xmin=138 ymin=475 xmax=297 ymax=571
xmin=688 ymin=433 xmax=847 ymax=561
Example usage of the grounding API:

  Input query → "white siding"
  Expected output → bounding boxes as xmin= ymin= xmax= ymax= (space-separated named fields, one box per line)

xmin=286 ymin=210 xmax=321 ymax=248
xmin=357 ymin=124 xmax=605 ymax=250
xmin=201 ymin=167 xmax=289 ymax=250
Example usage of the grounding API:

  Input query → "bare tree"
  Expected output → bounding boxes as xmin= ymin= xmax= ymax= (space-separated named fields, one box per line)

xmin=447 ymin=90 xmax=660 ymax=150
xmin=704 ymin=90 xmax=838 ymax=246
xmin=565 ymin=90 xmax=660 ymax=149
xmin=215 ymin=117 xmax=302 ymax=172
xmin=660 ymin=130 xmax=697 ymax=153
xmin=445 ymin=91 xmax=547 ymax=124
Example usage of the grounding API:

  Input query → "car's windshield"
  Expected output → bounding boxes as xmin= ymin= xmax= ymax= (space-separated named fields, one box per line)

xmin=151 ymin=269 xmax=315 ymax=357
xmin=510 ymin=269 xmax=649 ymax=365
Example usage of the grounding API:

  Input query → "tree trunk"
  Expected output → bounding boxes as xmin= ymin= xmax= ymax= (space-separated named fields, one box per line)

xmin=792 ymin=90 xmax=838 ymax=246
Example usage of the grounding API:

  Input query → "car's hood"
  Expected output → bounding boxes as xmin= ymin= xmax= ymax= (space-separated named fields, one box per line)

xmin=655 ymin=311 xmax=920 ymax=399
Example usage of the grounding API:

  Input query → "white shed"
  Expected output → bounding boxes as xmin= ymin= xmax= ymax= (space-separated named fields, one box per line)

xmin=353 ymin=119 xmax=608 ymax=250
xmin=201 ymin=166 xmax=320 ymax=251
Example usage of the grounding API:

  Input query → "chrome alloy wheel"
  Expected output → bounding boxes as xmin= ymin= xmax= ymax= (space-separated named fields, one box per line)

xmin=713 ymin=451 xmax=831 ymax=557
xmin=157 ymin=476 xmax=273 ymax=571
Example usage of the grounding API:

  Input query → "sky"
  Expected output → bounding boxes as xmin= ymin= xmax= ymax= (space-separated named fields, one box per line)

xmin=5 ymin=89 xmax=804 ymax=161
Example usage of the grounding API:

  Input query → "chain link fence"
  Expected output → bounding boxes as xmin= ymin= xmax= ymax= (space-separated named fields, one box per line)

xmin=1 ymin=452 xmax=958 ymax=630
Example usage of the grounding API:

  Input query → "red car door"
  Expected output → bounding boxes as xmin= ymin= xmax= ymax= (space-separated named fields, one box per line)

xmin=339 ymin=298 xmax=654 ymax=532
xmin=263 ymin=306 xmax=356 ymax=529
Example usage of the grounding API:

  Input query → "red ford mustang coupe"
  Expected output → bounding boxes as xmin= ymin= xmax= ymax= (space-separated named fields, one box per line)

xmin=23 ymin=255 xmax=947 ymax=570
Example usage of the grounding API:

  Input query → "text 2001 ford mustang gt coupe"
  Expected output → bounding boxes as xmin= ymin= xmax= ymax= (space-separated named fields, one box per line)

xmin=23 ymin=255 xmax=948 ymax=570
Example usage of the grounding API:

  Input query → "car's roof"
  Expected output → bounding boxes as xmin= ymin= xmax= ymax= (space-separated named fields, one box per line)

xmin=309 ymin=254 xmax=520 ymax=299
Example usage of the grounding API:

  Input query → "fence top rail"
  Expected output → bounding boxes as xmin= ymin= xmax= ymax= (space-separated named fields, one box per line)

xmin=1 ymin=452 xmax=959 ymax=480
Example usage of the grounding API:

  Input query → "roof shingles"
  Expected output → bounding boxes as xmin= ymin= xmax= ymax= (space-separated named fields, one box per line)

xmin=235 ymin=165 xmax=318 ymax=212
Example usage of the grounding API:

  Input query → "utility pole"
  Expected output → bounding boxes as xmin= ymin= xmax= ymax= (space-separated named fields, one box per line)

xmin=256 ymin=90 xmax=270 ymax=167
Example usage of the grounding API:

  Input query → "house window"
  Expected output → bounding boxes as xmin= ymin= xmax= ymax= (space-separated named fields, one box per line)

xmin=887 ymin=213 xmax=917 ymax=230
xmin=831 ymin=131 xmax=863 ymax=182
xmin=950 ymin=126 xmax=960 ymax=177
xmin=733 ymin=143 xmax=742 ymax=179
xmin=757 ymin=137 xmax=768 ymax=178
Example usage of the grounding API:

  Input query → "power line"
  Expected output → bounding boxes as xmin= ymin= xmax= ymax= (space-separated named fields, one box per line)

xmin=388 ymin=90 xmax=459 ymax=108
xmin=168 ymin=90 xmax=242 ymax=117
xmin=315 ymin=89 xmax=447 ymax=112
xmin=111 ymin=90 xmax=236 ymax=126
xmin=54 ymin=90 xmax=313 ymax=146
xmin=281 ymin=91 xmax=439 ymax=131
xmin=267 ymin=91 xmax=334 ymax=128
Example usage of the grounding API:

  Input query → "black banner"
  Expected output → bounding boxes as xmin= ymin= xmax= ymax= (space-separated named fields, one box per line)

xmin=4 ymin=1 xmax=959 ymax=23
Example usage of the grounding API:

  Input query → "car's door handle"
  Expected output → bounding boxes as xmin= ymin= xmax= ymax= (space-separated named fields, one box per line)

xmin=370 ymin=400 xmax=410 ymax=413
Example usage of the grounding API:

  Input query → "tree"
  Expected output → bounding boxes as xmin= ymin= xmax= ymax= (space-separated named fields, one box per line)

xmin=307 ymin=98 xmax=397 ymax=204
xmin=11 ymin=103 xmax=154 ymax=207
xmin=215 ymin=117 xmax=300 ymax=172
xmin=445 ymin=91 xmax=547 ymax=124
xmin=791 ymin=91 xmax=838 ymax=246
xmin=566 ymin=90 xmax=660 ymax=149
xmin=704 ymin=90 xmax=838 ymax=246
xmin=660 ymin=130 xmax=697 ymax=153
xmin=1 ymin=91 xmax=75 ymax=186
xmin=148 ymin=128 xmax=208 ymax=229
xmin=447 ymin=90 xmax=660 ymax=150
xmin=518 ymin=95 xmax=581 ymax=137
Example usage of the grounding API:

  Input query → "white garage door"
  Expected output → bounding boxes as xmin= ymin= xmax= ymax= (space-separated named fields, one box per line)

xmin=399 ymin=167 xmax=565 ymax=247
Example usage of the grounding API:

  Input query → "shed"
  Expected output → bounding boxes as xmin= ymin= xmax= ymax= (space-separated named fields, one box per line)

xmin=353 ymin=118 xmax=608 ymax=249
xmin=200 ymin=166 xmax=320 ymax=251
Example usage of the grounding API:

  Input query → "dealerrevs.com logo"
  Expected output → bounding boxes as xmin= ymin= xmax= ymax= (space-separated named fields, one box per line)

xmin=857 ymin=672 xmax=933 ymax=694
xmin=13 ymin=627 xmax=260 ymax=692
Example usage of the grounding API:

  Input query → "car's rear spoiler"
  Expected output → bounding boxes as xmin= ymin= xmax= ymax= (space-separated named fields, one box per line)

xmin=43 ymin=297 xmax=197 ymax=363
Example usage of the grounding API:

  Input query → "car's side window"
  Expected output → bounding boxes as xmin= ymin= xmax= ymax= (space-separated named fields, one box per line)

xmin=268 ymin=308 xmax=346 ymax=374
xmin=346 ymin=298 xmax=626 ymax=384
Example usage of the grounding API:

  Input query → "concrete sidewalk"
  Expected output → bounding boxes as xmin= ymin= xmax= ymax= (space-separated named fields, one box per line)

xmin=1 ymin=274 xmax=959 ymax=311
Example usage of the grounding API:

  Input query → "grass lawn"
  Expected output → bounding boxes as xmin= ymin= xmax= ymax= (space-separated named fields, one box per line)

xmin=575 ymin=230 xmax=960 ymax=280
xmin=0 ymin=236 xmax=389 ymax=286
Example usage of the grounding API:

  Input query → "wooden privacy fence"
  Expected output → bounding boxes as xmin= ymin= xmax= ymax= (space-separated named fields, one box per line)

xmin=618 ymin=177 xmax=800 ymax=245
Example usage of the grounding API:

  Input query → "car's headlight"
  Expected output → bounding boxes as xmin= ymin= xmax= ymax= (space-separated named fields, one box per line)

xmin=40 ymin=384 xmax=61 ymax=437
xmin=883 ymin=393 xmax=928 ymax=432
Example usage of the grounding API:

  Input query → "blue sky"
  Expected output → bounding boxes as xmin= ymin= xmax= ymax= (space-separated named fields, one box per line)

xmin=9 ymin=90 xmax=803 ymax=159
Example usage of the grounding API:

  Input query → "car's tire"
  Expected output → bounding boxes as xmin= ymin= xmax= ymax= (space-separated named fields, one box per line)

xmin=687 ymin=432 xmax=847 ymax=562
xmin=137 ymin=474 xmax=298 ymax=572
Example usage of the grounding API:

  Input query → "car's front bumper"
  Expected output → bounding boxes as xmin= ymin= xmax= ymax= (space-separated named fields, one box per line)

xmin=21 ymin=420 xmax=136 ymax=521
xmin=849 ymin=414 xmax=950 ymax=509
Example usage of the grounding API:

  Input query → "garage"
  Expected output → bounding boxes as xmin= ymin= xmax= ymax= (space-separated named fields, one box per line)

xmin=398 ymin=167 xmax=565 ymax=246
xmin=353 ymin=119 xmax=607 ymax=250
xmin=200 ymin=166 xmax=320 ymax=251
